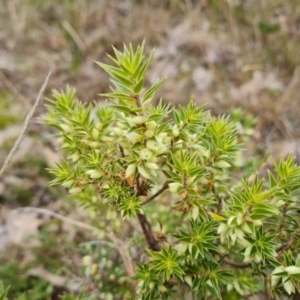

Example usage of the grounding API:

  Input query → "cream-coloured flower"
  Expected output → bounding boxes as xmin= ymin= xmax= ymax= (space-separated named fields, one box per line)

xmin=140 ymin=148 xmax=153 ymax=160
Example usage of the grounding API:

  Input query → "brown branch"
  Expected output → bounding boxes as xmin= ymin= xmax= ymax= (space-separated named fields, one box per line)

xmin=276 ymin=235 xmax=298 ymax=255
xmin=224 ymin=234 xmax=299 ymax=269
xmin=141 ymin=181 xmax=169 ymax=206
xmin=212 ymin=184 xmax=222 ymax=214
xmin=119 ymin=144 xmax=125 ymax=158
xmin=277 ymin=203 xmax=288 ymax=237
xmin=216 ymin=195 xmax=223 ymax=215
xmin=133 ymin=94 xmax=141 ymax=108
xmin=137 ymin=213 xmax=160 ymax=251
xmin=224 ymin=258 xmax=251 ymax=269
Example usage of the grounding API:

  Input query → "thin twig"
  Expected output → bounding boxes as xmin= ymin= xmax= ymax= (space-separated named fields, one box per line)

xmin=79 ymin=240 xmax=116 ymax=248
xmin=12 ymin=207 xmax=136 ymax=278
xmin=141 ymin=181 xmax=169 ymax=206
xmin=0 ymin=71 xmax=52 ymax=178
xmin=224 ymin=258 xmax=251 ymax=269
xmin=26 ymin=267 xmax=81 ymax=292
xmin=137 ymin=213 xmax=160 ymax=251
xmin=277 ymin=203 xmax=288 ymax=238
xmin=110 ymin=229 xmax=135 ymax=277
xmin=276 ymin=236 xmax=298 ymax=255
xmin=211 ymin=184 xmax=222 ymax=214
xmin=224 ymin=234 xmax=299 ymax=269
xmin=119 ymin=144 xmax=125 ymax=158
xmin=10 ymin=207 xmax=102 ymax=234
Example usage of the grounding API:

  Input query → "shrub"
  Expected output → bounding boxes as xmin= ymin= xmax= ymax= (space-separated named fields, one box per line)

xmin=41 ymin=42 xmax=300 ymax=299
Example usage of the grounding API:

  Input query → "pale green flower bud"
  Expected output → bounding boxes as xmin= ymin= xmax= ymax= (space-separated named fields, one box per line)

xmin=127 ymin=132 xmax=143 ymax=144
xmin=149 ymin=282 xmax=155 ymax=290
xmin=92 ymin=128 xmax=99 ymax=140
xmin=86 ymin=170 xmax=104 ymax=179
xmin=241 ymin=222 xmax=252 ymax=234
xmin=158 ymin=132 xmax=167 ymax=139
xmin=142 ymin=98 xmax=152 ymax=110
xmin=108 ymin=274 xmax=116 ymax=281
xmin=275 ymin=200 xmax=286 ymax=207
xmin=144 ymin=130 xmax=154 ymax=139
xmin=253 ymin=220 xmax=263 ymax=227
xmin=172 ymin=128 xmax=180 ymax=137
xmin=191 ymin=206 xmax=199 ymax=220
xmin=203 ymin=149 xmax=210 ymax=158
xmin=116 ymin=122 xmax=126 ymax=129
xmin=89 ymin=141 xmax=100 ymax=148
xmin=128 ymin=116 xmax=146 ymax=125
xmin=169 ymin=182 xmax=182 ymax=193
xmin=235 ymin=228 xmax=244 ymax=239
xmin=146 ymin=121 xmax=157 ymax=130
xmin=272 ymin=266 xmax=284 ymax=287
xmin=82 ymin=255 xmax=92 ymax=266
xmin=255 ymin=253 xmax=262 ymax=262
xmin=187 ymin=176 xmax=196 ymax=186
xmin=285 ymin=266 xmax=300 ymax=275
xmin=236 ymin=212 xmax=244 ymax=226
xmin=140 ymin=148 xmax=153 ymax=160
xmin=70 ymin=153 xmax=80 ymax=162
xmin=60 ymin=124 xmax=72 ymax=132
xmin=217 ymin=223 xmax=228 ymax=234
xmin=69 ymin=187 xmax=83 ymax=194
xmin=192 ymin=144 xmax=202 ymax=150
xmin=215 ymin=160 xmax=231 ymax=168
xmin=199 ymin=178 xmax=209 ymax=185
xmin=244 ymin=246 xmax=252 ymax=261
xmin=91 ymin=263 xmax=98 ymax=275
xmin=96 ymin=123 xmax=103 ymax=131
xmin=184 ymin=276 xmax=193 ymax=287
xmin=283 ymin=278 xmax=295 ymax=295
xmin=228 ymin=216 xmax=236 ymax=226
xmin=149 ymin=169 xmax=158 ymax=177
xmin=158 ymin=285 xmax=168 ymax=293
xmin=113 ymin=128 xmax=123 ymax=136
xmin=230 ymin=233 xmax=237 ymax=243
xmin=146 ymin=162 xmax=159 ymax=169
xmin=126 ymin=164 xmax=136 ymax=178
xmin=175 ymin=242 xmax=188 ymax=254
xmin=100 ymin=136 xmax=113 ymax=143
xmin=62 ymin=180 xmax=75 ymax=188
xmin=163 ymin=136 xmax=172 ymax=143
xmin=148 ymin=155 xmax=158 ymax=163
xmin=237 ymin=237 xmax=251 ymax=247
xmin=138 ymin=165 xmax=149 ymax=179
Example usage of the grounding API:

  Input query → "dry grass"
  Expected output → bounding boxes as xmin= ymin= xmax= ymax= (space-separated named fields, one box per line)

xmin=0 ymin=0 xmax=300 ymax=297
